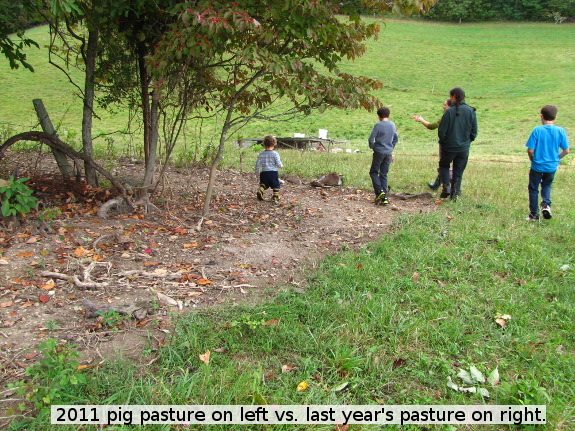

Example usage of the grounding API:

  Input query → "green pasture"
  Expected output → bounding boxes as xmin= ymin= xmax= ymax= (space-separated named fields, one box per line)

xmin=4 ymin=19 xmax=575 ymax=430
xmin=1 ymin=19 xmax=574 ymax=158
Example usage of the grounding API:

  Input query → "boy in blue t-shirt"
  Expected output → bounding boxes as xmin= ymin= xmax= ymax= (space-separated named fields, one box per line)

xmin=525 ymin=105 xmax=570 ymax=221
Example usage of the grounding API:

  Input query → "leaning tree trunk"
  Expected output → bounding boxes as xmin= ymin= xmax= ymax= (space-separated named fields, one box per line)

xmin=32 ymin=99 xmax=74 ymax=179
xmin=137 ymin=40 xmax=152 ymax=168
xmin=81 ymin=26 xmax=99 ymax=187
xmin=202 ymin=106 xmax=234 ymax=217
xmin=142 ymin=88 xmax=160 ymax=191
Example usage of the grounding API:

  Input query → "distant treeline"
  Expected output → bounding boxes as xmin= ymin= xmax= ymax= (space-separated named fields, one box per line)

xmin=4 ymin=0 xmax=575 ymax=33
xmin=2 ymin=0 xmax=46 ymax=35
xmin=423 ymin=0 xmax=575 ymax=22
xmin=344 ymin=0 xmax=575 ymax=22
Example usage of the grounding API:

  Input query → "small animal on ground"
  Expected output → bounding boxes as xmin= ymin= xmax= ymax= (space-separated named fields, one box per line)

xmin=310 ymin=173 xmax=343 ymax=188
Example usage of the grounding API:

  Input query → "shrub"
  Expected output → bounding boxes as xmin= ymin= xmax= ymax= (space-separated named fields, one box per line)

xmin=0 ymin=175 xmax=38 ymax=217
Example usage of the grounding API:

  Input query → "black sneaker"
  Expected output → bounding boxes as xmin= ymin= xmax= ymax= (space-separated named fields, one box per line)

xmin=440 ymin=190 xmax=451 ymax=198
xmin=382 ymin=196 xmax=389 ymax=205
xmin=428 ymin=182 xmax=439 ymax=191
xmin=541 ymin=204 xmax=552 ymax=219
xmin=526 ymin=214 xmax=540 ymax=222
xmin=374 ymin=192 xmax=385 ymax=205
xmin=257 ymin=187 xmax=265 ymax=201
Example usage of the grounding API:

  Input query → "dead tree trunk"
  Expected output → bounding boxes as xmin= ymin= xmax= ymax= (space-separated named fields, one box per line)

xmin=81 ymin=27 xmax=100 ymax=187
xmin=32 ymin=99 xmax=74 ymax=179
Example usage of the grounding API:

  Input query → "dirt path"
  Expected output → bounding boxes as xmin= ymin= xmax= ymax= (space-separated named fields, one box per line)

xmin=0 ymin=151 xmax=437 ymax=422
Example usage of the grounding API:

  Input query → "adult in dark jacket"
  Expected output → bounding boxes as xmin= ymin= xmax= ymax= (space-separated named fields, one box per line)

xmin=437 ymin=87 xmax=478 ymax=201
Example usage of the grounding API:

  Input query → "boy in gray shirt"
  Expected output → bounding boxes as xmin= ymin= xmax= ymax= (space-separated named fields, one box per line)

xmin=368 ymin=106 xmax=398 ymax=205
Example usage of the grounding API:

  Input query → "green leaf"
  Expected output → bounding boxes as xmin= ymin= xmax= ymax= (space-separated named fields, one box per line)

xmin=1 ymin=200 xmax=10 ymax=217
xmin=469 ymin=366 xmax=485 ymax=383
xmin=477 ymin=387 xmax=490 ymax=398
xmin=252 ymin=393 xmax=267 ymax=405
xmin=487 ymin=367 xmax=500 ymax=386
xmin=457 ymin=369 xmax=475 ymax=385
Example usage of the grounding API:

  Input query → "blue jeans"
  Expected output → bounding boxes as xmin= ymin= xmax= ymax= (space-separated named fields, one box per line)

xmin=370 ymin=151 xmax=392 ymax=196
xmin=528 ymin=168 xmax=555 ymax=217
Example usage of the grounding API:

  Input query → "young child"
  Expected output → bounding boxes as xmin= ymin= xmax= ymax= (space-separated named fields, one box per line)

xmin=255 ymin=135 xmax=283 ymax=202
xmin=368 ymin=106 xmax=398 ymax=205
xmin=525 ymin=104 xmax=570 ymax=221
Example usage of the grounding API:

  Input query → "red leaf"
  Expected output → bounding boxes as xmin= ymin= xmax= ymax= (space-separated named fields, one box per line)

xmin=39 ymin=294 xmax=50 ymax=303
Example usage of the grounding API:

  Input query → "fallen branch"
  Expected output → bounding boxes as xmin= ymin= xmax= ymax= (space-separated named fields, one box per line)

xmin=1 ymin=131 xmax=135 ymax=216
xmin=118 ymin=269 xmax=184 ymax=280
xmin=40 ymin=262 xmax=111 ymax=290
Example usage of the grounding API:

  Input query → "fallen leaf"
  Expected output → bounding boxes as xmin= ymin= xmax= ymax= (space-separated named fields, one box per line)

xmin=183 ymin=242 xmax=200 ymax=248
xmin=199 ymin=349 xmax=211 ymax=365
xmin=495 ymin=318 xmax=507 ymax=327
xmin=16 ymin=252 xmax=34 ymax=258
xmin=143 ymin=248 xmax=153 ymax=254
xmin=335 ymin=425 xmax=349 ymax=431
xmin=281 ymin=364 xmax=297 ymax=373
xmin=40 ymin=281 xmax=56 ymax=290
xmin=392 ymin=358 xmax=407 ymax=368
xmin=73 ymin=246 xmax=90 ymax=257
xmin=264 ymin=318 xmax=279 ymax=326
xmin=412 ymin=272 xmax=419 ymax=282
xmin=197 ymin=278 xmax=212 ymax=285
xmin=77 ymin=363 xmax=101 ymax=371
xmin=297 ymin=381 xmax=309 ymax=392
xmin=155 ymin=292 xmax=183 ymax=309
xmin=0 ymin=301 xmax=13 ymax=308
xmin=39 ymin=294 xmax=50 ymax=303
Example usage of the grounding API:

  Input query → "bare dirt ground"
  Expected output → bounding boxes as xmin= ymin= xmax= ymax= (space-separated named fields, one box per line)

xmin=0 ymin=149 xmax=437 ymax=422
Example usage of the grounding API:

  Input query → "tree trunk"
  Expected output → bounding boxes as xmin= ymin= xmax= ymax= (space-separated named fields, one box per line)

xmin=137 ymin=40 xmax=152 ymax=167
xmin=32 ymin=99 xmax=74 ymax=179
xmin=82 ymin=27 xmax=99 ymax=187
xmin=202 ymin=108 xmax=233 ymax=217
xmin=142 ymin=88 xmax=159 ymax=190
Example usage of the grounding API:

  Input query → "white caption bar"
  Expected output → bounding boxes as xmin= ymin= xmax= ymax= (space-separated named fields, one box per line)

xmin=51 ymin=405 xmax=546 ymax=426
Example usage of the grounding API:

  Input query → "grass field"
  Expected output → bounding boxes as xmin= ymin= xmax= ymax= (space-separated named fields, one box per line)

xmin=1 ymin=20 xmax=574 ymax=155
xmin=3 ymin=19 xmax=575 ymax=431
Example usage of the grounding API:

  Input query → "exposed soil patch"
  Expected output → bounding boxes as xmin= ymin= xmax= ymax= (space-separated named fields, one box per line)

xmin=0 ymin=149 xmax=437 ymax=422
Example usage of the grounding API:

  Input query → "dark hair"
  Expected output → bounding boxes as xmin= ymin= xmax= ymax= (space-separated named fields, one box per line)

xmin=377 ymin=106 xmax=390 ymax=119
xmin=541 ymin=105 xmax=557 ymax=121
xmin=263 ymin=135 xmax=277 ymax=149
xmin=450 ymin=87 xmax=465 ymax=116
